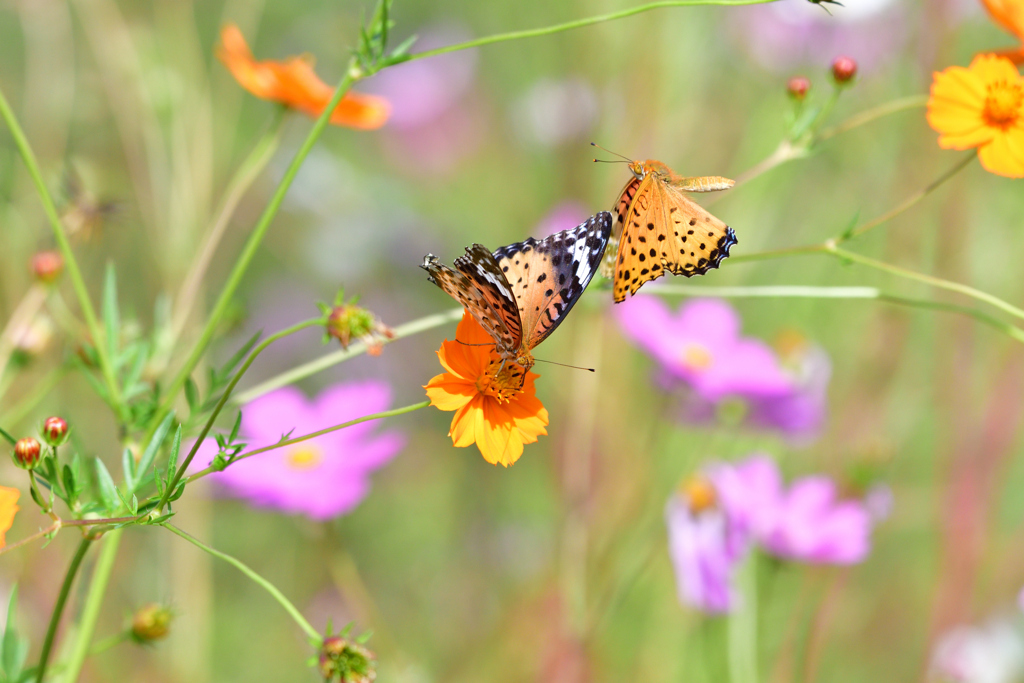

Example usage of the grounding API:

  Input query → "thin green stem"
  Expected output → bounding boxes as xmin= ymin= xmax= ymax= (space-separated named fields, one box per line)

xmin=0 ymin=87 xmax=122 ymax=410
xmin=817 ymin=95 xmax=928 ymax=142
xmin=186 ymin=401 xmax=430 ymax=483
xmin=152 ymin=61 xmax=360 ymax=435
xmin=36 ymin=538 xmax=92 ymax=683
xmin=62 ymin=529 xmax=123 ymax=683
xmin=879 ymin=295 xmax=1024 ymax=344
xmin=407 ymin=0 xmax=779 ymax=62
xmin=155 ymin=317 xmax=323 ymax=513
xmin=233 ymin=307 xmax=463 ymax=405
xmin=826 ymin=245 xmax=1024 ymax=322
xmin=726 ymin=244 xmax=826 ymax=265
xmin=168 ymin=112 xmax=286 ymax=351
xmin=839 ymin=153 xmax=975 ymax=242
xmin=162 ymin=524 xmax=320 ymax=641
xmin=728 ymin=554 xmax=759 ymax=683
xmin=88 ymin=631 xmax=129 ymax=657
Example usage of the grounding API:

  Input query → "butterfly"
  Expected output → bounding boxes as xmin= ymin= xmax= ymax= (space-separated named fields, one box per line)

xmin=421 ymin=212 xmax=613 ymax=386
xmin=600 ymin=158 xmax=737 ymax=303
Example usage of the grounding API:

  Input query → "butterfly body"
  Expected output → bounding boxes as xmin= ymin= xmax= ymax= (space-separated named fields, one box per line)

xmin=422 ymin=212 xmax=613 ymax=387
xmin=602 ymin=159 xmax=737 ymax=303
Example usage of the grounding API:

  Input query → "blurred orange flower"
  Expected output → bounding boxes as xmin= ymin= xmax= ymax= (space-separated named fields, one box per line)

xmin=980 ymin=0 xmax=1024 ymax=64
xmin=425 ymin=312 xmax=549 ymax=467
xmin=0 ymin=486 xmax=20 ymax=548
xmin=217 ymin=24 xmax=390 ymax=130
xmin=927 ymin=54 xmax=1024 ymax=178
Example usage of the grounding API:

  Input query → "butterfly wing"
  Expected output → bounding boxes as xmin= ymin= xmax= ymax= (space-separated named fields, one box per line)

xmin=600 ymin=175 xmax=642 ymax=280
xmin=493 ymin=212 xmax=612 ymax=351
xmin=421 ymin=245 xmax=523 ymax=358
xmin=611 ymin=174 xmax=736 ymax=302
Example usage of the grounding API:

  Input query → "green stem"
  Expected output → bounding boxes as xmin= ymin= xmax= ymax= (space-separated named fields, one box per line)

xmin=726 ymin=244 xmax=826 ymax=265
xmin=168 ymin=112 xmax=287 ymax=351
xmin=826 ymin=245 xmax=1024 ymax=322
xmin=233 ymin=307 xmax=463 ymax=405
xmin=186 ymin=401 xmax=430 ymax=483
xmin=816 ymin=95 xmax=928 ymax=142
xmin=407 ymin=0 xmax=779 ymax=62
xmin=35 ymin=538 xmax=92 ymax=683
xmin=0 ymin=87 xmax=122 ymax=409
xmin=151 ymin=61 xmax=361 ymax=435
xmin=62 ymin=529 xmax=123 ymax=683
xmin=879 ymin=294 xmax=1024 ymax=344
xmin=728 ymin=554 xmax=758 ymax=683
xmin=88 ymin=631 xmax=129 ymax=657
xmin=838 ymin=153 xmax=975 ymax=243
xmin=155 ymin=317 xmax=323 ymax=513
xmin=162 ymin=524 xmax=320 ymax=641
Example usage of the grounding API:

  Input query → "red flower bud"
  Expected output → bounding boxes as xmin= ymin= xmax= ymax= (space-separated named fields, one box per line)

xmin=318 ymin=636 xmax=376 ymax=682
xmin=831 ymin=56 xmax=857 ymax=84
xmin=787 ymin=76 xmax=810 ymax=100
xmin=13 ymin=438 xmax=41 ymax=470
xmin=41 ymin=416 xmax=69 ymax=446
xmin=31 ymin=251 xmax=64 ymax=284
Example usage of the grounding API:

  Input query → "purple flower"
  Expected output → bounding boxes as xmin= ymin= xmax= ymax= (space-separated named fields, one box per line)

xmin=534 ymin=201 xmax=590 ymax=238
xmin=192 ymin=382 xmax=404 ymax=520
xmin=615 ymin=297 xmax=793 ymax=401
xmin=665 ymin=482 xmax=741 ymax=613
xmin=666 ymin=455 xmax=876 ymax=613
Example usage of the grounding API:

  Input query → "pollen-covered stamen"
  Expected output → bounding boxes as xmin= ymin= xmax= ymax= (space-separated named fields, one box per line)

xmin=285 ymin=445 xmax=323 ymax=470
xmin=476 ymin=358 xmax=528 ymax=403
xmin=680 ymin=475 xmax=718 ymax=514
xmin=983 ymin=79 xmax=1024 ymax=127
xmin=680 ymin=343 xmax=714 ymax=371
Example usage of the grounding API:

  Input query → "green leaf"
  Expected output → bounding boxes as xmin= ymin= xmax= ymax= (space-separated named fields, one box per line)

xmin=93 ymin=458 xmax=119 ymax=511
xmin=167 ymin=426 xmax=182 ymax=479
xmin=184 ymin=377 xmax=200 ymax=416
xmin=102 ymin=262 xmax=120 ymax=362
xmin=839 ymin=210 xmax=862 ymax=240
xmin=122 ymin=447 xmax=136 ymax=492
xmin=229 ymin=411 xmax=243 ymax=444
xmin=150 ymin=513 xmax=175 ymax=525
xmin=388 ymin=34 xmax=418 ymax=60
xmin=135 ymin=412 xmax=175 ymax=492
xmin=62 ymin=464 xmax=76 ymax=505
xmin=28 ymin=485 xmax=46 ymax=510
xmin=0 ymin=427 xmax=16 ymax=447
xmin=2 ymin=585 xmax=27 ymax=678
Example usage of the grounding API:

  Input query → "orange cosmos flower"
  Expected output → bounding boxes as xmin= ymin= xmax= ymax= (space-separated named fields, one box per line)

xmin=217 ymin=24 xmax=390 ymax=130
xmin=425 ymin=312 xmax=549 ymax=467
xmin=980 ymin=0 xmax=1024 ymax=64
xmin=0 ymin=486 xmax=20 ymax=548
xmin=927 ymin=54 xmax=1024 ymax=178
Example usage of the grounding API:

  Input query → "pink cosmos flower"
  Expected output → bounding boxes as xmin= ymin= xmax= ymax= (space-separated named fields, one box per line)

xmin=666 ymin=454 xmax=876 ymax=613
xmin=192 ymin=381 xmax=404 ymax=520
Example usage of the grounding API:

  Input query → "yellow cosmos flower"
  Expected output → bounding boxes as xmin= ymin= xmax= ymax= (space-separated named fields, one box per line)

xmin=424 ymin=312 xmax=549 ymax=467
xmin=0 ymin=486 xmax=20 ymax=548
xmin=980 ymin=0 xmax=1024 ymax=64
xmin=217 ymin=24 xmax=390 ymax=130
xmin=927 ymin=54 xmax=1024 ymax=178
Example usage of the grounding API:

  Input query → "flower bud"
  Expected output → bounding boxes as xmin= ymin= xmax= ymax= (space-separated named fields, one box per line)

xmin=130 ymin=603 xmax=173 ymax=643
xmin=325 ymin=301 xmax=394 ymax=356
xmin=41 ymin=416 xmax=69 ymax=447
xmin=13 ymin=438 xmax=41 ymax=470
xmin=831 ymin=56 xmax=857 ymax=85
xmin=787 ymin=76 xmax=810 ymax=100
xmin=31 ymin=251 xmax=64 ymax=284
xmin=318 ymin=636 xmax=376 ymax=682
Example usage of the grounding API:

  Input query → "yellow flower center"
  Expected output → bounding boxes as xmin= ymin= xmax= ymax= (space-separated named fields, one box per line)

xmin=475 ymin=358 xmax=529 ymax=403
xmin=680 ymin=476 xmax=717 ymax=514
xmin=983 ymin=80 xmax=1023 ymax=128
xmin=285 ymin=445 xmax=323 ymax=470
xmin=680 ymin=343 xmax=714 ymax=371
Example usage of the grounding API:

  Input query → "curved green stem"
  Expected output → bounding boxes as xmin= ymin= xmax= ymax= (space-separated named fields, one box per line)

xmin=233 ymin=307 xmax=463 ymax=405
xmin=186 ymin=401 xmax=430 ymax=483
xmin=817 ymin=95 xmax=928 ymax=142
xmin=155 ymin=317 xmax=323 ymax=513
xmin=36 ymin=538 xmax=92 ymax=683
xmin=163 ymin=524 xmax=320 ymax=641
xmin=151 ymin=61 xmax=360 ymax=436
xmin=0 ymin=87 xmax=121 ymax=410
xmin=62 ymin=529 xmax=123 ymax=683
xmin=407 ymin=0 xmax=779 ymax=62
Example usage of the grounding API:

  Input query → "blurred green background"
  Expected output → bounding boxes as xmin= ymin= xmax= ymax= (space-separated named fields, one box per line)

xmin=3 ymin=0 xmax=1024 ymax=681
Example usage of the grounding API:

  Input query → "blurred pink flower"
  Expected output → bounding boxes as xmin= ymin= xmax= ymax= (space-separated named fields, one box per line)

xmin=193 ymin=382 xmax=404 ymax=520
xmin=667 ymin=455 xmax=876 ymax=613
xmin=616 ymin=297 xmax=793 ymax=402
xmin=534 ymin=201 xmax=590 ymax=238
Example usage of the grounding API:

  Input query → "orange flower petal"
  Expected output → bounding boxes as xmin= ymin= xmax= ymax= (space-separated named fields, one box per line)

xmin=978 ymin=127 xmax=1024 ymax=178
xmin=217 ymin=24 xmax=390 ymax=130
xmin=981 ymin=0 xmax=1024 ymax=37
xmin=969 ymin=52 xmax=1024 ymax=83
xmin=0 ymin=486 xmax=20 ymax=548
xmin=424 ymin=372 xmax=476 ymax=411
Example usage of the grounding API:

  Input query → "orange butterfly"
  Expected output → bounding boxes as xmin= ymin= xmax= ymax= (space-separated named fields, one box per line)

xmin=598 ymin=152 xmax=736 ymax=302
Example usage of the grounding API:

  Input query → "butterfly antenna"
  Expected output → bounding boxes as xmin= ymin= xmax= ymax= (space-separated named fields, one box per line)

xmin=455 ymin=339 xmax=496 ymax=347
xmin=533 ymin=358 xmax=595 ymax=373
xmin=590 ymin=142 xmax=633 ymax=163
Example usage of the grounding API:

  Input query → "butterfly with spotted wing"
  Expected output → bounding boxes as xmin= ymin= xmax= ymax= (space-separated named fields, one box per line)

xmin=600 ymin=157 xmax=737 ymax=302
xmin=421 ymin=212 xmax=613 ymax=387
